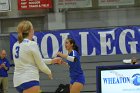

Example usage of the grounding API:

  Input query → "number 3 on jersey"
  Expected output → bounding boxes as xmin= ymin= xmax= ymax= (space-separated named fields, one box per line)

xmin=15 ymin=46 xmax=20 ymax=58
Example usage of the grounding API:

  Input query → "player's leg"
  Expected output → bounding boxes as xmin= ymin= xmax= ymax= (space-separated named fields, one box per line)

xmin=70 ymin=82 xmax=84 ymax=93
xmin=23 ymin=86 xmax=40 ymax=93
xmin=16 ymin=81 xmax=40 ymax=93
xmin=70 ymin=74 xmax=85 ymax=93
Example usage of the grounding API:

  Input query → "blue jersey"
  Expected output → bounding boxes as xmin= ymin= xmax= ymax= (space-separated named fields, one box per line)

xmin=67 ymin=50 xmax=84 ymax=78
xmin=0 ymin=58 xmax=10 ymax=77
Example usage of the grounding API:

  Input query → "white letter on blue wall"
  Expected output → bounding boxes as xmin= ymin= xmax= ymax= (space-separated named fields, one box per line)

xmin=79 ymin=32 xmax=89 ymax=56
xmin=119 ymin=29 xmax=138 ymax=54
xmin=98 ymin=31 xmax=116 ymax=55
xmin=41 ymin=34 xmax=59 ymax=58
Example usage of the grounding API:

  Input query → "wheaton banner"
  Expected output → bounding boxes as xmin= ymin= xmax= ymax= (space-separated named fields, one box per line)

xmin=10 ymin=26 xmax=140 ymax=58
xmin=18 ymin=0 xmax=52 ymax=10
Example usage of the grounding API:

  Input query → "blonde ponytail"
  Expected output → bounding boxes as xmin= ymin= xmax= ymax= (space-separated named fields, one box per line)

xmin=17 ymin=20 xmax=33 ymax=43
xmin=18 ymin=31 xmax=23 ymax=43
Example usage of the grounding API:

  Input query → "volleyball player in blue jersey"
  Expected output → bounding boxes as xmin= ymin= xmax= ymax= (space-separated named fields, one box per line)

xmin=57 ymin=38 xmax=85 ymax=93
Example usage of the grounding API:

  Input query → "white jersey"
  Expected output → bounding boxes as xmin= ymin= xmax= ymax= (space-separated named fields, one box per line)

xmin=12 ymin=39 xmax=52 ymax=87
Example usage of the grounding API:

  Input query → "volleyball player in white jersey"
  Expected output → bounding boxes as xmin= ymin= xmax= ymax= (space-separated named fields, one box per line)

xmin=12 ymin=20 xmax=60 ymax=93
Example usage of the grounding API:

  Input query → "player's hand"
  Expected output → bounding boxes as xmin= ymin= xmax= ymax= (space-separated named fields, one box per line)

xmin=48 ymin=74 xmax=53 ymax=80
xmin=52 ymin=57 xmax=62 ymax=64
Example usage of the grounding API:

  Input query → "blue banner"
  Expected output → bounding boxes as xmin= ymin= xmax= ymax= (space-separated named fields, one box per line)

xmin=10 ymin=26 xmax=140 ymax=59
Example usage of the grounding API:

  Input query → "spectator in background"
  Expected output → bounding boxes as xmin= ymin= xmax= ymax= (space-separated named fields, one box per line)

xmin=0 ymin=49 xmax=10 ymax=93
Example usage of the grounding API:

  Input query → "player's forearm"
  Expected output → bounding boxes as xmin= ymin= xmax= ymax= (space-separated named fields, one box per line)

xmin=57 ymin=52 xmax=75 ymax=62
xmin=39 ymin=64 xmax=52 ymax=75
xmin=57 ymin=52 xmax=68 ymax=58
xmin=34 ymin=56 xmax=52 ymax=74
xmin=35 ymin=56 xmax=52 ymax=74
xmin=42 ymin=59 xmax=53 ymax=64
xmin=31 ymin=43 xmax=52 ymax=75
